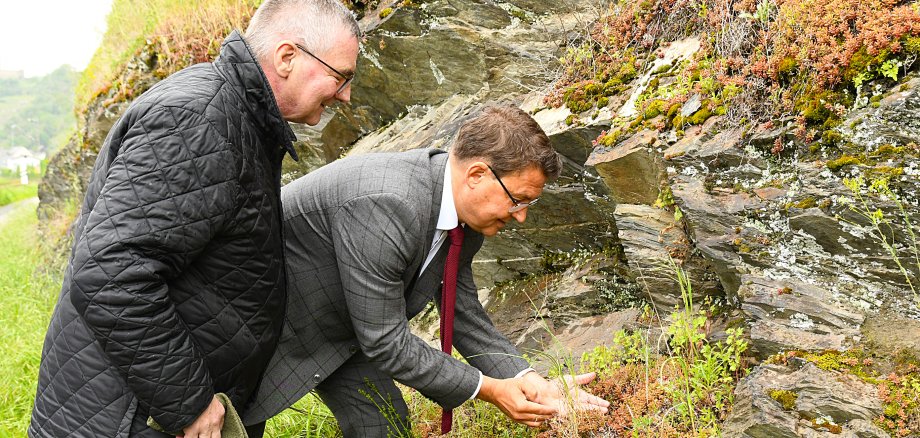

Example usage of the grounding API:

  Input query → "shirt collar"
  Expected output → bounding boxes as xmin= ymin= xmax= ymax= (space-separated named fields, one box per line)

xmin=436 ymin=160 xmax=459 ymax=231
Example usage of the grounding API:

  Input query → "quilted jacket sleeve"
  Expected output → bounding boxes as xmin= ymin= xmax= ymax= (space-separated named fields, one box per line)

xmin=69 ymin=106 xmax=239 ymax=432
xmin=332 ymin=193 xmax=482 ymax=409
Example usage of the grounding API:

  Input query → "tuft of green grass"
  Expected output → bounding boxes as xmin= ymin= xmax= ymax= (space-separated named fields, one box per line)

xmin=265 ymin=392 xmax=342 ymax=437
xmin=0 ymin=200 xmax=64 ymax=435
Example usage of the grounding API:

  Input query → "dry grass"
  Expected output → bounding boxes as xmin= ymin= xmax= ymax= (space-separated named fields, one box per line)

xmin=76 ymin=0 xmax=259 ymax=115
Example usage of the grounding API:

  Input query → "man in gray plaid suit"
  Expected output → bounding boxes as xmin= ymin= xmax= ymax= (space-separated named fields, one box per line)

xmin=243 ymin=106 xmax=610 ymax=436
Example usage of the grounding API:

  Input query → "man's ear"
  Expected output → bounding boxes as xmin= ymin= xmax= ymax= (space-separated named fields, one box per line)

xmin=463 ymin=161 xmax=489 ymax=188
xmin=272 ymin=41 xmax=297 ymax=79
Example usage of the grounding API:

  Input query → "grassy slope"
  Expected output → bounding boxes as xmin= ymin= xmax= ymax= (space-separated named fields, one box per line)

xmin=0 ymin=200 xmax=62 ymax=435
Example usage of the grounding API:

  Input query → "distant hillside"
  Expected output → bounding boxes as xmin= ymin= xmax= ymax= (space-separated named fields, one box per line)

xmin=0 ymin=66 xmax=78 ymax=153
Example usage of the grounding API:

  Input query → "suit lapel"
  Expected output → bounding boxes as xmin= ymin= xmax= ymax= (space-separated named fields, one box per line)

xmin=422 ymin=150 xmax=448 ymax=254
xmin=404 ymin=149 xmax=450 ymax=316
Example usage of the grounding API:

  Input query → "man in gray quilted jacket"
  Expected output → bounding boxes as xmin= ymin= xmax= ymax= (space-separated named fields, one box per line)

xmin=29 ymin=1 xmax=359 ymax=437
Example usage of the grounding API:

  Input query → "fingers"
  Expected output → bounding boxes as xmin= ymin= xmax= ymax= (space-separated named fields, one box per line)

xmin=512 ymin=400 xmax=556 ymax=428
xmin=574 ymin=388 xmax=610 ymax=406
xmin=181 ymin=396 xmax=225 ymax=438
xmin=571 ymin=372 xmax=597 ymax=385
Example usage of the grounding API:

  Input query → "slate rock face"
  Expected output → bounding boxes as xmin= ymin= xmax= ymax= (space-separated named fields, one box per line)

xmin=737 ymin=275 xmax=864 ymax=359
xmin=723 ymin=363 xmax=886 ymax=438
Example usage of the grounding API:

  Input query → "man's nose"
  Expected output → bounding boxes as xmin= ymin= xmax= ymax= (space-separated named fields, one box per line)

xmin=336 ymin=84 xmax=352 ymax=103
xmin=511 ymin=208 xmax=527 ymax=223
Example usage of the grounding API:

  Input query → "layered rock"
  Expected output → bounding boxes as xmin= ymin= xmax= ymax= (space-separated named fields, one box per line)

xmin=723 ymin=362 xmax=886 ymax=437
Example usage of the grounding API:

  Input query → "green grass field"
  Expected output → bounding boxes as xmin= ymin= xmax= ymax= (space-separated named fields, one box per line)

xmin=0 ymin=200 xmax=61 ymax=435
xmin=0 ymin=179 xmax=38 ymax=208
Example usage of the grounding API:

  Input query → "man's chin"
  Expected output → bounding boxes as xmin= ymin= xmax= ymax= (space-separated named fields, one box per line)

xmin=480 ymin=225 xmax=502 ymax=237
xmin=302 ymin=113 xmax=322 ymax=126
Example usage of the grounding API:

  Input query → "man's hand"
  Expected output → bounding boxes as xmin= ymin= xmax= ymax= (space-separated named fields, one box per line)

xmin=477 ymin=376 xmax=558 ymax=427
xmin=521 ymin=371 xmax=610 ymax=417
xmin=179 ymin=395 xmax=225 ymax=438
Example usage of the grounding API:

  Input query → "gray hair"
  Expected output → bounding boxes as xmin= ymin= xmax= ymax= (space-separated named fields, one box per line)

xmin=245 ymin=0 xmax=361 ymax=61
xmin=452 ymin=106 xmax=562 ymax=180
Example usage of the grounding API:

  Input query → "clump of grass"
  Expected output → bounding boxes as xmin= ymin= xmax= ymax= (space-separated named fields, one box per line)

xmin=0 ymin=201 xmax=65 ymax=435
xmin=265 ymin=392 xmax=342 ymax=437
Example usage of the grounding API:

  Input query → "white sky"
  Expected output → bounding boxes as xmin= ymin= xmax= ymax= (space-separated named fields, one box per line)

xmin=0 ymin=0 xmax=113 ymax=77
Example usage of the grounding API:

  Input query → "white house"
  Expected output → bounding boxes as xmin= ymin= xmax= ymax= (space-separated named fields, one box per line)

xmin=2 ymin=146 xmax=44 ymax=184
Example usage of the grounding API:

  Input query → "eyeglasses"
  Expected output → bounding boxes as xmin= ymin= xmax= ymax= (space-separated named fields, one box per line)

xmin=487 ymin=165 xmax=539 ymax=214
xmin=294 ymin=43 xmax=354 ymax=95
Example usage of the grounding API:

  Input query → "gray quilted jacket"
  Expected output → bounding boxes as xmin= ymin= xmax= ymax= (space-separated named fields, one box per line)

xmin=29 ymin=31 xmax=295 ymax=437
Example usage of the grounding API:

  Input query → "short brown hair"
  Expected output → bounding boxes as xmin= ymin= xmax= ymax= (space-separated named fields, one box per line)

xmin=451 ymin=106 xmax=562 ymax=180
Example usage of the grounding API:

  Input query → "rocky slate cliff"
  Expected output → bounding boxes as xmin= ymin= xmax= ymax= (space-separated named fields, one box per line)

xmin=39 ymin=0 xmax=920 ymax=436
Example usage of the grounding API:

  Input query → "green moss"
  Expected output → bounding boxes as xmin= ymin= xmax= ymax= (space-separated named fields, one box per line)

xmin=869 ymin=166 xmax=904 ymax=179
xmin=509 ymin=7 xmax=527 ymax=21
xmin=378 ymin=7 xmax=393 ymax=18
xmin=792 ymin=197 xmax=817 ymax=209
xmin=597 ymin=128 xmax=622 ymax=147
xmin=768 ymin=389 xmax=798 ymax=410
xmin=565 ymin=114 xmax=578 ymax=125
xmin=822 ymin=130 xmax=843 ymax=147
xmin=777 ymin=57 xmax=797 ymax=76
xmin=654 ymin=185 xmax=675 ymax=208
xmin=822 ymin=116 xmax=842 ymax=130
xmin=653 ymin=63 xmax=672 ymax=74
xmin=844 ymin=48 xmax=874 ymax=83
xmin=801 ymin=349 xmax=877 ymax=381
xmin=801 ymin=98 xmax=831 ymax=124
xmin=873 ymin=144 xmax=905 ymax=157
xmin=584 ymin=82 xmax=602 ymax=95
xmin=905 ymin=36 xmax=920 ymax=55
xmin=629 ymin=116 xmax=643 ymax=129
xmin=597 ymin=96 xmax=609 ymax=108
xmin=643 ymin=99 xmax=664 ymax=120
xmin=666 ymin=102 xmax=681 ymax=119
xmin=812 ymin=418 xmax=843 ymax=434
xmin=826 ymin=155 xmax=862 ymax=171
xmin=686 ymin=107 xmax=712 ymax=125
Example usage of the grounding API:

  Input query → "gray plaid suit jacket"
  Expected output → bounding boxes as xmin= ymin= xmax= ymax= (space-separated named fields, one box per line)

xmin=243 ymin=148 xmax=530 ymax=424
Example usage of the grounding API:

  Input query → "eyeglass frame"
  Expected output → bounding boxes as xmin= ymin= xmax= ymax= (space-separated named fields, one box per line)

xmin=293 ymin=43 xmax=354 ymax=95
xmin=486 ymin=164 xmax=540 ymax=214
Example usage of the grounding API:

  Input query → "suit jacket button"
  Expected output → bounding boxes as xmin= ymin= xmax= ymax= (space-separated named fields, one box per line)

xmin=349 ymin=345 xmax=359 ymax=354
xmin=313 ymin=374 xmax=321 ymax=383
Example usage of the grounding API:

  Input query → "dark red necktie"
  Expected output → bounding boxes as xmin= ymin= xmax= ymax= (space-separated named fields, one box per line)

xmin=440 ymin=225 xmax=464 ymax=434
